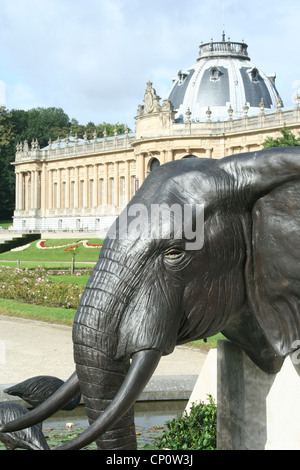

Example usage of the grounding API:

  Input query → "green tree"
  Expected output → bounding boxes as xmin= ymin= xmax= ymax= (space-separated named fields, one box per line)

xmin=20 ymin=107 xmax=71 ymax=148
xmin=263 ymin=126 xmax=300 ymax=148
xmin=0 ymin=107 xmax=16 ymax=219
xmin=10 ymin=109 xmax=29 ymax=142
xmin=96 ymin=122 xmax=130 ymax=138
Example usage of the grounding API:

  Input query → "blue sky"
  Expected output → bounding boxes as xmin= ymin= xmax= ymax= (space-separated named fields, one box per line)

xmin=0 ymin=0 xmax=299 ymax=131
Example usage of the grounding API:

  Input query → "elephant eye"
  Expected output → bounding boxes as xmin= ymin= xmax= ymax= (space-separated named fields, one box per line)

xmin=164 ymin=248 xmax=184 ymax=260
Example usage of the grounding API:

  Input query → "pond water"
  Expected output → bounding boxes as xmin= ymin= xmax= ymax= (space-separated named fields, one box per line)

xmin=43 ymin=400 xmax=188 ymax=449
xmin=45 ymin=400 xmax=187 ymax=428
xmin=0 ymin=400 xmax=188 ymax=450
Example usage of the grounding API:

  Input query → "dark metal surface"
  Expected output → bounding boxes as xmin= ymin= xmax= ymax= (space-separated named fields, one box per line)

xmin=4 ymin=375 xmax=81 ymax=410
xmin=1 ymin=147 xmax=300 ymax=450
xmin=0 ymin=402 xmax=49 ymax=450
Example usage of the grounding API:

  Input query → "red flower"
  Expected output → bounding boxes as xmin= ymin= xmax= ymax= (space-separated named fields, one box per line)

xmin=64 ymin=245 xmax=78 ymax=251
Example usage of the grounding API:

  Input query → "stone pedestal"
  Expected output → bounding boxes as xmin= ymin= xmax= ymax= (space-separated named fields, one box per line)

xmin=217 ymin=340 xmax=300 ymax=450
xmin=185 ymin=349 xmax=217 ymax=414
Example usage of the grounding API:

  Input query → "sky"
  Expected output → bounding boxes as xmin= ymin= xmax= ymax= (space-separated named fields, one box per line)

xmin=0 ymin=0 xmax=299 ymax=132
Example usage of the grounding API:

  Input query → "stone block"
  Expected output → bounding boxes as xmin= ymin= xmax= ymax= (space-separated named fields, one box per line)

xmin=217 ymin=340 xmax=300 ymax=450
xmin=185 ymin=349 xmax=217 ymax=414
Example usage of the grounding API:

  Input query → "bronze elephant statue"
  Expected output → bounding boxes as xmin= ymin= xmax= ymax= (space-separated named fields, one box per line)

xmin=2 ymin=147 xmax=300 ymax=450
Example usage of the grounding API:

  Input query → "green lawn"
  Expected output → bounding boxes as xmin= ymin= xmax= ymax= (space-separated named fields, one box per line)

xmin=0 ymin=238 xmax=103 ymax=263
xmin=0 ymin=298 xmax=77 ymax=326
xmin=0 ymin=220 xmax=13 ymax=229
xmin=47 ymin=273 xmax=90 ymax=286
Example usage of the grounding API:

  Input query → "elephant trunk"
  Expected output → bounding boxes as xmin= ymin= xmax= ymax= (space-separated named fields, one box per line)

xmin=55 ymin=349 xmax=161 ymax=450
xmin=70 ymin=326 xmax=136 ymax=450
xmin=57 ymin=241 xmax=161 ymax=450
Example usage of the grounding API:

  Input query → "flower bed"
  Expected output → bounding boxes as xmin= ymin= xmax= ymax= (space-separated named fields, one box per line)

xmin=0 ymin=266 xmax=84 ymax=309
xmin=37 ymin=240 xmax=102 ymax=251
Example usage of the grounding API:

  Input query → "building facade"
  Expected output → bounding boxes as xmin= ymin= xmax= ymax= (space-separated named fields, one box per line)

xmin=12 ymin=37 xmax=300 ymax=233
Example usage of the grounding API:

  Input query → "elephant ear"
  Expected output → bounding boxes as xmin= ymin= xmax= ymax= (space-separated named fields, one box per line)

xmin=245 ymin=181 xmax=300 ymax=357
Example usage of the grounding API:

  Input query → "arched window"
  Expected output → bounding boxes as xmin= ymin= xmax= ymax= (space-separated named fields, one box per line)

xmin=150 ymin=158 xmax=160 ymax=172
xmin=210 ymin=67 xmax=221 ymax=81
xmin=249 ymin=67 xmax=259 ymax=83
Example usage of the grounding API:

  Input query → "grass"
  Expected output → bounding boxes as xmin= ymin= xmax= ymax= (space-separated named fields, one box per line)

xmin=0 ymin=261 xmax=95 ymax=269
xmin=186 ymin=333 xmax=225 ymax=350
xmin=0 ymin=238 xmax=103 ymax=263
xmin=0 ymin=220 xmax=13 ymax=229
xmin=0 ymin=298 xmax=77 ymax=326
xmin=47 ymin=273 xmax=90 ymax=286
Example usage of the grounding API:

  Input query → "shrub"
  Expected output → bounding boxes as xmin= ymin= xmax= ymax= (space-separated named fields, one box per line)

xmin=154 ymin=395 xmax=217 ymax=450
xmin=0 ymin=265 xmax=84 ymax=309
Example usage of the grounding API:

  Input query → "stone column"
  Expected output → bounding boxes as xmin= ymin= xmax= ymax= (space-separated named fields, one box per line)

xmin=56 ymin=169 xmax=61 ymax=209
xmin=33 ymin=171 xmax=40 ymax=210
xmin=136 ymin=154 xmax=145 ymax=189
xmin=114 ymin=162 xmax=119 ymax=210
xmin=40 ymin=163 xmax=47 ymax=217
xmin=166 ymin=150 xmax=173 ymax=162
xmin=15 ymin=172 xmax=20 ymax=211
xmin=125 ymin=160 xmax=130 ymax=205
xmin=30 ymin=171 xmax=35 ymax=210
xmin=48 ymin=170 xmax=53 ymax=210
xmin=19 ymin=172 xmax=24 ymax=211
xmin=21 ymin=172 xmax=25 ymax=210
xmin=93 ymin=164 xmax=98 ymax=209
xmin=25 ymin=173 xmax=30 ymax=211
xmin=84 ymin=165 xmax=88 ymax=209
xmin=103 ymin=163 xmax=108 ymax=207
xmin=74 ymin=166 xmax=79 ymax=209
xmin=65 ymin=167 xmax=70 ymax=211
xmin=206 ymin=148 xmax=213 ymax=159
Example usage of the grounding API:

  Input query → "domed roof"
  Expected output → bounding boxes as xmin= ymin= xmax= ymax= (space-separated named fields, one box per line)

xmin=167 ymin=35 xmax=282 ymax=122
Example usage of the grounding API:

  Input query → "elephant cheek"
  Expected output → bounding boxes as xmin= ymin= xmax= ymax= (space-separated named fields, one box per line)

xmin=116 ymin=304 xmax=181 ymax=358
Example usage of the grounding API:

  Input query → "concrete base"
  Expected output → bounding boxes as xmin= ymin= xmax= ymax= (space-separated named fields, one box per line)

xmin=217 ymin=340 xmax=300 ymax=450
xmin=185 ymin=349 xmax=217 ymax=414
xmin=0 ymin=375 xmax=198 ymax=406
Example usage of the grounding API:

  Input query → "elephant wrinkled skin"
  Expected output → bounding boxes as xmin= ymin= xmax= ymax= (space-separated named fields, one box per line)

xmin=2 ymin=147 xmax=300 ymax=450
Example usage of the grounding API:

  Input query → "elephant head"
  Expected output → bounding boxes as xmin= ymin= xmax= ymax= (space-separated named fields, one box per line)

xmin=2 ymin=147 xmax=300 ymax=450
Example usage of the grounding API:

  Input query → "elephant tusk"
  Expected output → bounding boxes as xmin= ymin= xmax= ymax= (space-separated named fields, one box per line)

xmin=55 ymin=349 xmax=162 ymax=450
xmin=0 ymin=372 xmax=80 ymax=433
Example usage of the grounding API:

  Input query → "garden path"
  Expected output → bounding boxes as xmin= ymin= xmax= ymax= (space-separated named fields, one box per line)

xmin=0 ymin=316 xmax=207 ymax=384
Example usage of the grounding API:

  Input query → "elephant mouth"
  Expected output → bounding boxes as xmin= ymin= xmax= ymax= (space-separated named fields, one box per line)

xmin=0 ymin=349 xmax=162 ymax=450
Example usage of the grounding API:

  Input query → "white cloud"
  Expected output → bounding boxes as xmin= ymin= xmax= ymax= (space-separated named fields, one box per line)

xmin=0 ymin=0 xmax=299 ymax=127
xmin=9 ymin=82 xmax=38 ymax=110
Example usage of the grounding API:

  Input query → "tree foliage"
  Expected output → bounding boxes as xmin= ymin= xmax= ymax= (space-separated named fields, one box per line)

xmin=0 ymin=106 xmax=131 ymax=219
xmin=263 ymin=126 xmax=300 ymax=149
xmin=0 ymin=107 xmax=16 ymax=219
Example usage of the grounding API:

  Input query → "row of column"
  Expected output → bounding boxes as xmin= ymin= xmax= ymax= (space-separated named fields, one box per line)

xmin=46 ymin=162 xmax=136 ymax=213
xmin=15 ymin=170 xmax=40 ymax=212
xmin=15 ymin=154 xmax=163 ymax=216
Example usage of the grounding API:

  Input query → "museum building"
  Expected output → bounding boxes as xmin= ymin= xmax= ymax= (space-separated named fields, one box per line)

xmin=12 ymin=36 xmax=300 ymax=233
